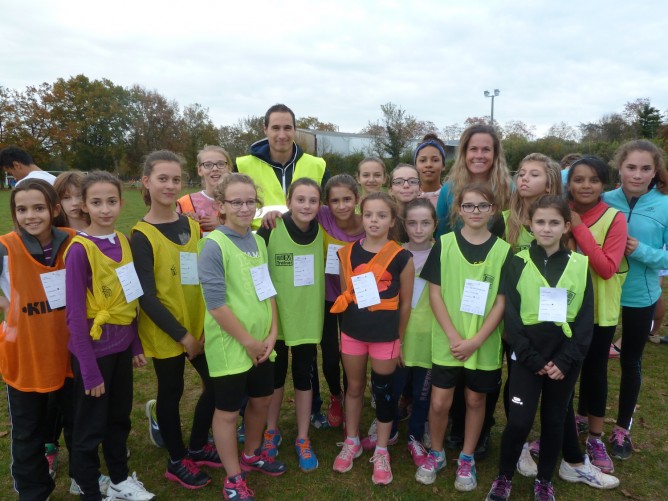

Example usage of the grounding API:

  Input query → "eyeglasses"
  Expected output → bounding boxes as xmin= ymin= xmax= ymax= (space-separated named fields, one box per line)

xmin=460 ymin=203 xmax=493 ymax=213
xmin=391 ymin=177 xmax=420 ymax=186
xmin=200 ymin=161 xmax=229 ymax=170
xmin=224 ymin=199 xmax=258 ymax=210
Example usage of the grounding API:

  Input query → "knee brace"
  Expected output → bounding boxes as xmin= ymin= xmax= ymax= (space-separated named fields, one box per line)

xmin=371 ymin=371 xmax=395 ymax=423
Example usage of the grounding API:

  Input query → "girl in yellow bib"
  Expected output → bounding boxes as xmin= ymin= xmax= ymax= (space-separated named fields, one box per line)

xmin=257 ymin=178 xmax=325 ymax=472
xmin=65 ymin=171 xmax=155 ymax=501
xmin=419 ymin=183 xmax=511 ymax=491
xmin=486 ymin=195 xmax=594 ymax=501
xmin=130 ymin=151 xmax=218 ymax=490
xmin=0 ymin=179 xmax=75 ymax=500
xmin=198 ymin=173 xmax=286 ymax=501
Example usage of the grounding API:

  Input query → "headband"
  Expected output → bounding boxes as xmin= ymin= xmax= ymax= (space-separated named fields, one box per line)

xmin=413 ymin=140 xmax=446 ymax=165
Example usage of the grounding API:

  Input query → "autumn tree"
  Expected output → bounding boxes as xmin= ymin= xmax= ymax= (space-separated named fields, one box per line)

xmin=179 ymin=103 xmax=220 ymax=178
xmin=545 ymin=121 xmax=579 ymax=142
xmin=219 ymin=115 xmax=266 ymax=161
xmin=296 ymin=116 xmax=338 ymax=131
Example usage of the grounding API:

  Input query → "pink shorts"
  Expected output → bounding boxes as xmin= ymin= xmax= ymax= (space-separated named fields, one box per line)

xmin=340 ymin=332 xmax=401 ymax=360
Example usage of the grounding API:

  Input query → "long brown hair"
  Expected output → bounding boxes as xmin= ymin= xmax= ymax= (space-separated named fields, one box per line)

xmin=613 ymin=140 xmax=668 ymax=195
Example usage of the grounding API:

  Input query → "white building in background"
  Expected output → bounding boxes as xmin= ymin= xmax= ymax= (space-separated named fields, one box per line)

xmin=296 ymin=129 xmax=459 ymax=160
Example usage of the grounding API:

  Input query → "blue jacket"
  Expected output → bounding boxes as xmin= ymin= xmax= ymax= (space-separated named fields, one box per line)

xmin=602 ymin=186 xmax=668 ymax=307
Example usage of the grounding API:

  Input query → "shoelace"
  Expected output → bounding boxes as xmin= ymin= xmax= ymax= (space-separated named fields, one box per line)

xmin=296 ymin=440 xmax=313 ymax=459
xmin=457 ymin=459 xmax=473 ymax=477
xmin=535 ymin=481 xmax=554 ymax=500
xmin=588 ymin=440 xmax=609 ymax=462
xmin=336 ymin=441 xmax=358 ymax=461
xmin=228 ymin=477 xmax=255 ymax=499
xmin=262 ymin=432 xmax=278 ymax=451
xmin=492 ymin=476 xmax=511 ymax=496
xmin=610 ymin=428 xmax=629 ymax=447
xmin=180 ymin=458 xmax=200 ymax=475
xmin=370 ymin=452 xmax=390 ymax=471
xmin=201 ymin=443 xmax=219 ymax=458
xmin=422 ymin=453 xmax=439 ymax=472
xmin=408 ymin=438 xmax=426 ymax=457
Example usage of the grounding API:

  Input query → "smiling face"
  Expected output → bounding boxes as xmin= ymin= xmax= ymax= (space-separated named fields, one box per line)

xmin=415 ymin=145 xmax=444 ymax=187
xmin=287 ymin=184 xmax=320 ymax=229
xmin=143 ymin=161 xmax=182 ymax=208
xmin=390 ymin=166 xmax=421 ymax=203
xmin=465 ymin=133 xmax=495 ymax=179
xmin=357 ymin=160 xmax=387 ymax=195
xmin=530 ymin=207 xmax=570 ymax=254
xmin=362 ymin=198 xmax=395 ymax=240
xmin=219 ymin=181 xmax=258 ymax=234
xmin=404 ymin=206 xmax=435 ymax=246
xmin=264 ymin=111 xmax=295 ymax=159
xmin=568 ymin=163 xmax=604 ymax=209
xmin=14 ymin=189 xmax=58 ymax=245
xmin=619 ymin=150 xmax=656 ymax=198
xmin=82 ymin=182 xmax=122 ymax=234
xmin=197 ymin=150 xmax=230 ymax=192
xmin=327 ymin=186 xmax=357 ymax=224
xmin=516 ymin=161 xmax=549 ymax=200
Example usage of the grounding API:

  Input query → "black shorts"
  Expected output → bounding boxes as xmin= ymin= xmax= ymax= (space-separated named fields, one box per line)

xmin=431 ymin=364 xmax=501 ymax=393
xmin=212 ymin=360 xmax=274 ymax=412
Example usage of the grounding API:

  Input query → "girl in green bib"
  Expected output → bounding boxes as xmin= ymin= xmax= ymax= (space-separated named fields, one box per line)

xmin=486 ymin=195 xmax=594 ymax=501
xmin=419 ymin=183 xmax=510 ymax=491
xmin=257 ymin=178 xmax=325 ymax=472
xmin=198 ymin=173 xmax=286 ymax=501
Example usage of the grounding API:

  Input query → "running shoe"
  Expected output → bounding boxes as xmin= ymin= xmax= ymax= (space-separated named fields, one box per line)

xmin=240 ymin=449 xmax=287 ymax=476
xmin=517 ymin=442 xmax=537 ymax=477
xmin=333 ymin=438 xmax=362 ymax=473
xmin=415 ymin=450 xmax=445 ymax=485
xmin=45 ymin=443 xmax=58 ymax=480
xmin=558 ymin=455 xmax=619 ymax=489
xmin=145 ymin=400 xmax=165 ymax=448
xmin=370 ymin=449 xmax=393 ymax=485
xmin=237 ymin=422 xmax=245 ymax=443
xmin=529 ymin=438 xmax=540 ymax=458
xmin=361 ymin=429 xmax=399 ymax=451
xmin=586 ymin=437 xmax=614 ymax=473
xmin=165 ymin=457 xmax=211 ymax=489
xmin=486 ymin=475 xmax=512 ymax=501
xmin=261 ymin=429 xmax=281 ymax=458
xmin=609 ymin=427 xmax=633 ymax=460
xmin=608 ymin=343 xmax=620 ymax=359
xmin=310 ymin=412 xmax=330 ymax=429
xmin=107 ymin=472 xmax=156 ymax=500
xmin=189 ymin=443 xmax=223 ymax=468
xmin=295 ymin=438 xmax=318 ymax=472
xmin=326 ymin=394 xmax=344 ymax=428
xmin=70 ymin=474 xmax=111 ymax=495
xmin=407 ymin=436 xmax=428 ymax=467
xmin=575 ymin=415 xmax=589 ymax=435
xmin=223 ymin=472 xmax=254 ymax=501
xmin=533 ymin=479 xmax=555 ymax=501
xmin=455 ymin=456 xmax=477 ymax=492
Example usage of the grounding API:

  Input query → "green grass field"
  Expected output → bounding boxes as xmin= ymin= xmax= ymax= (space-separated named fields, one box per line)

xmin=0 ymin=187 xmax=667 ymax=500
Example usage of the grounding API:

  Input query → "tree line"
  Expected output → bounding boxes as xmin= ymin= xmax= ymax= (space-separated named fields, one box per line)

xmin=1 ymin=74 xmax=666 ymax=178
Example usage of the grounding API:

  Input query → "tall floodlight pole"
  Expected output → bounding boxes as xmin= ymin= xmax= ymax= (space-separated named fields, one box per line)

xmin=484 ymin=89 xmax=500 ymax=126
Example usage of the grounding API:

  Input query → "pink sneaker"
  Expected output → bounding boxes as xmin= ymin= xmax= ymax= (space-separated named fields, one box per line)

xmin=529 ymin=439 xmax=540 ymax=458
xmin=361 ymin=430 xmax=399 ymax=451
xmin=407 ymin=436 xmax=428 ymax=467
xmin=586 ymin=437 xmax=614 ymax=473
xmin=333 ymin=438 xmax=362 ymax=473
xmin=370 ymin=449 xmax=393 ymax=485
xmin=327 ymin=394 xmax=344 ymax=428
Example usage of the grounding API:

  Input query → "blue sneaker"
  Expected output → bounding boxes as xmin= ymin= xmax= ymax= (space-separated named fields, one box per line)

xmin=237 ymin=422 xmax=245 ymax=444
xmin=310 ymin=412 xmax=330 ymax=429
xmin=261 ymin=429 xmax=282 ymax=458
xmin=295 ymin=438 xmax=318 ymax=472
xmin=455 ymin=455 xmax=477 ymax=492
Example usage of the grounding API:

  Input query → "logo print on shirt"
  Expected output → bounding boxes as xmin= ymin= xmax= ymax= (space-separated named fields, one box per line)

xmin=275 ymin=253 xmax=293 ymax=266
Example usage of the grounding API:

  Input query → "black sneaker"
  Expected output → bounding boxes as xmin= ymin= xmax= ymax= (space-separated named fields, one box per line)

xmin=165 ymin=457 xmax=211 ymax=489
xmin=189 ymin=443 xmax=223 ymax=468
xmin=240 ymin=449 xmax=287 ymax=476
xmin=609 ymin=427 xmax=633 ymax=460
xmin=223 ymin=472 xmax=254 ymax=500
xmin=474 ymin=429 xmax=491 ymax=461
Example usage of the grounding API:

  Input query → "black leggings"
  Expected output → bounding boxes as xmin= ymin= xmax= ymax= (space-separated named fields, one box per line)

xmin=498 ymin=361 xmax=581 ymax=483
xmin=153 ymin=353 xmax=215 ymax=461
xmin=577 ymin=324 xmax=616 ymax=418
xmin=616 ymin=303 xmax=656 ymax=429
xmin=311 ymin=302 xmax=345 ymax=412
xmin=274 ymin=341 xmax=316 ymax=391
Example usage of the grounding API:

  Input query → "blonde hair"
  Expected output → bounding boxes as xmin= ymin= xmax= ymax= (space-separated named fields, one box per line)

xmin=212 ymin=173 xmax=263 ymax=223
xmin=445 ymin=124 xmax=511 ymax=228
xmin=197 ymin=145 xmax=233 ymax=168
xmin=506 ymin=153 xmax=562 ymax=249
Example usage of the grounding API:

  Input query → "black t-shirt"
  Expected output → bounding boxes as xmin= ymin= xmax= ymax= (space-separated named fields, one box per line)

xmin=339 ymin=241 xmax=412 ymax=342
xmin=421 ymin=230 xmax=511 ymax=286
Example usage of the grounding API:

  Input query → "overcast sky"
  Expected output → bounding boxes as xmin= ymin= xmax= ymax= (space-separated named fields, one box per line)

xmin=2 ymin=0 xmax=667 ymax=137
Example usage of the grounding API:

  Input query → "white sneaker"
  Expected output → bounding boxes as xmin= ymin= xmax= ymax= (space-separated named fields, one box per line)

xmin=558 ymin=455 xmax=620 ymax=489
xmin=107 ymin=472 xmax=155 ymax=500
xmin=367 ymin=418 xmax=377 ymax=436
xmin=516 ymin=442 xmax=537 ymax=477
xmin=70 ymin=474 xmax=111 ymax=495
